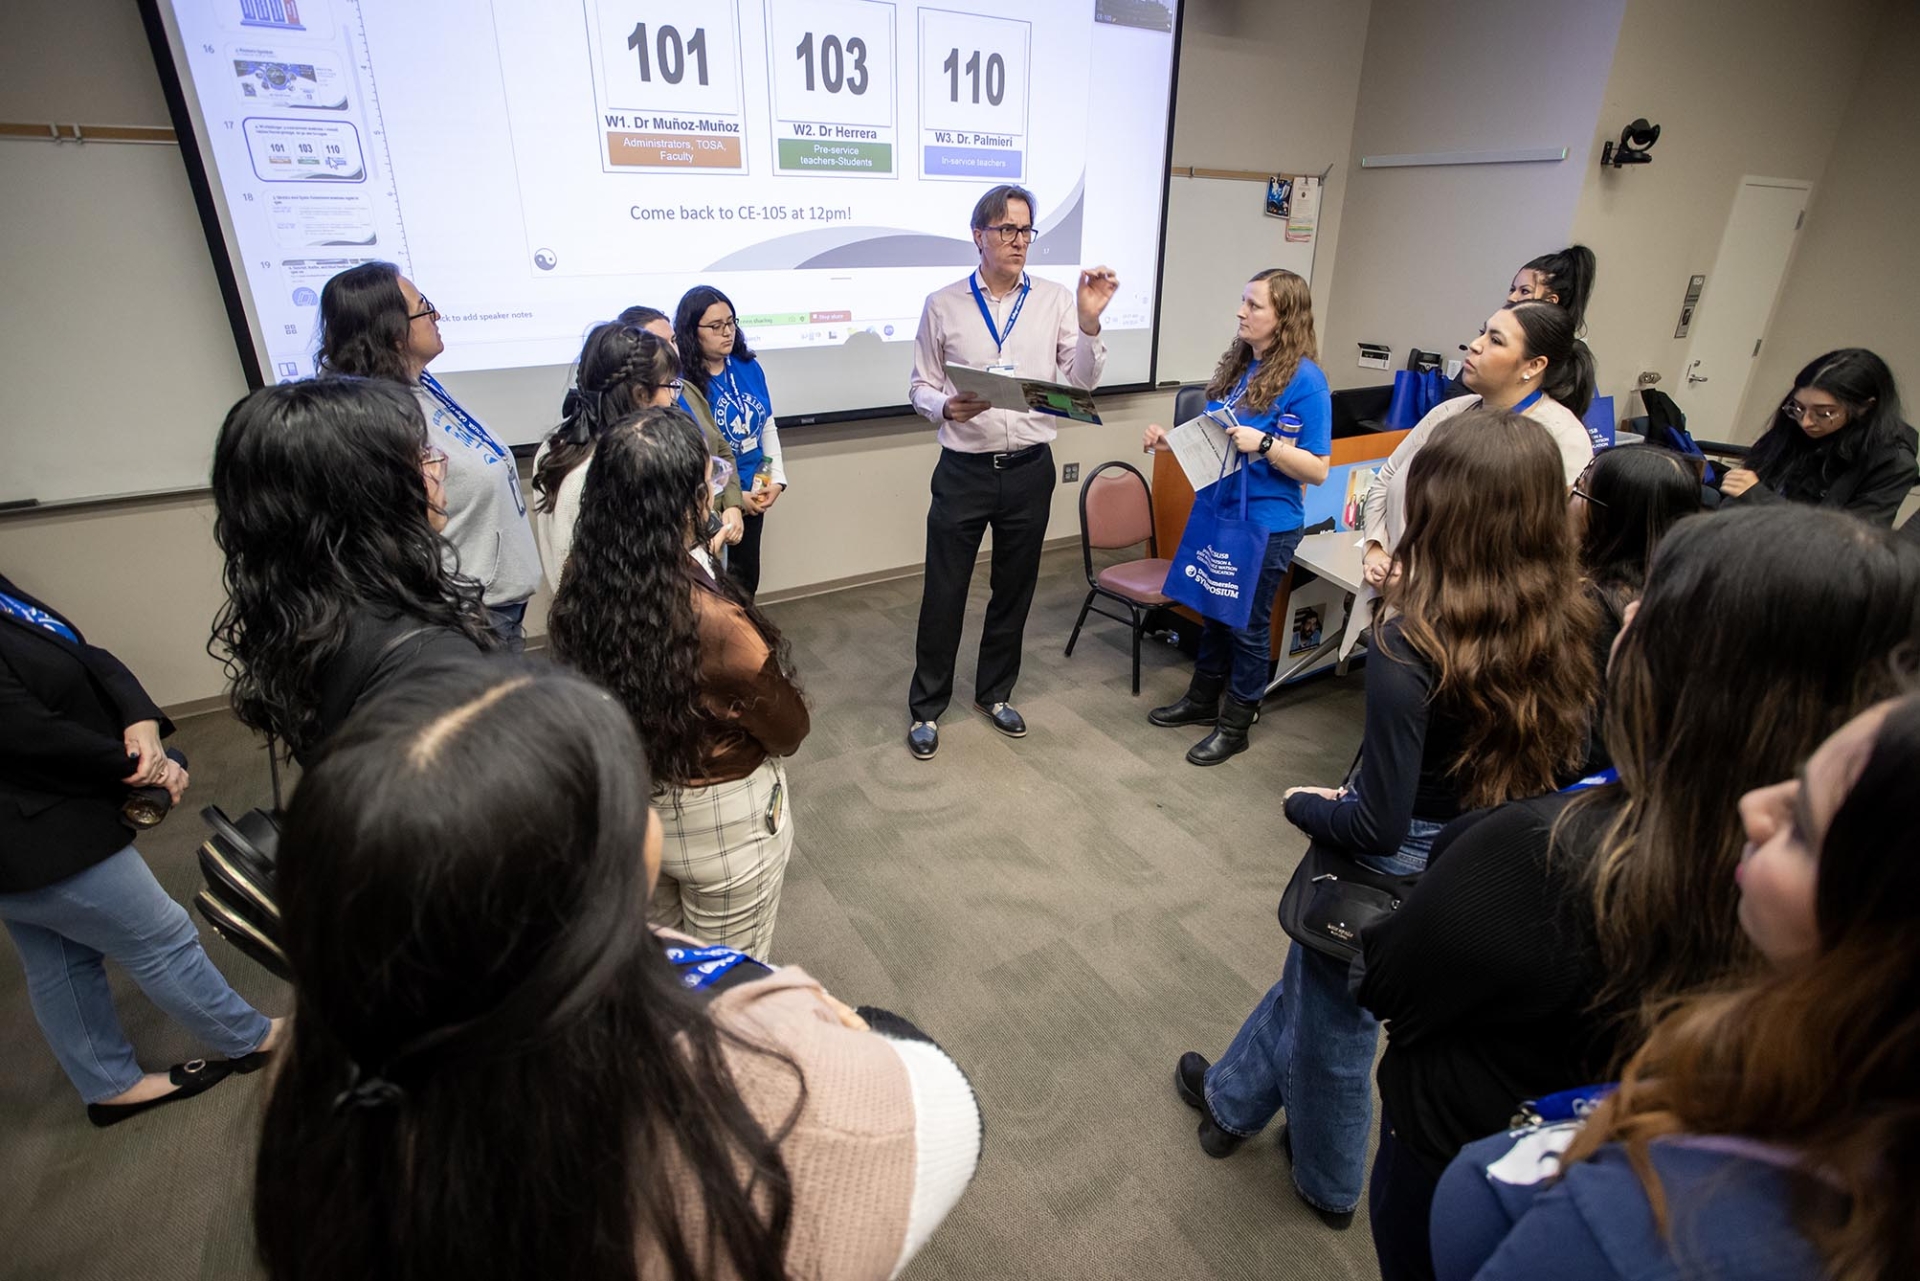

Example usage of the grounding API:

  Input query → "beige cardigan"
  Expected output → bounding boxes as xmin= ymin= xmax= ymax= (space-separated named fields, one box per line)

xmin=649 ymin=963 xmax=979 ymax=1279
xmin=1361 ymin=393 xmax=1595 ymax=553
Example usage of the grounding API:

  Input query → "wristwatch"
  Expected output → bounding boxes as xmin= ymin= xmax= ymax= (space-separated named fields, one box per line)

xmin=1258 ymin=432 xmax=1275 ymax=456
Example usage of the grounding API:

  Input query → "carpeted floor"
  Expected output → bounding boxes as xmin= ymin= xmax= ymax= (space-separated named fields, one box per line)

xmin=0 ymin=545 xmax=1380 ymax=1280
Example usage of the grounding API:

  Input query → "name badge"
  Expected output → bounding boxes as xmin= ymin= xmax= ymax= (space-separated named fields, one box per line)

xmin=986 ymin=361 xmax=1016 ymax=376
xmin=737 ymin=433 xmax=759 ymax=454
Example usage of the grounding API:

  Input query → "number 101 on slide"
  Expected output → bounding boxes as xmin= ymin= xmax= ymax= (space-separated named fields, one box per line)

xmin=587 ymin=0 xmax=750 ymax=174
xmin=765 ymin=0 xmax=899 ymax=178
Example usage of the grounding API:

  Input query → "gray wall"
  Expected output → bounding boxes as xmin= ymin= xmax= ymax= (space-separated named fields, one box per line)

xmin=1567 ymin=0 xmax=1890 ymax=433
xmin=1318 ymin=0 xmax=1625 ymax=389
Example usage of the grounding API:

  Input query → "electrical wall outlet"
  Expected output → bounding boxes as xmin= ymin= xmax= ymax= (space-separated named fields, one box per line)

xmin=1063 ymin=462 xmax=1080 ymax=483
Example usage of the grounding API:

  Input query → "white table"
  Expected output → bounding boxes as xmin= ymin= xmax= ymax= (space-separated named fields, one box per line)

xmin=1266 ymin=531 xmax=1368 ymax=693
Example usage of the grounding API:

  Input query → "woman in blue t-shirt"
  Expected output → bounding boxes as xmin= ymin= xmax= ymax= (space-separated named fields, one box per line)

xmin=1143 ymin=268 xmax=1332 ymax=765
xmin=676 ymin=286 xmax=785 ymax=598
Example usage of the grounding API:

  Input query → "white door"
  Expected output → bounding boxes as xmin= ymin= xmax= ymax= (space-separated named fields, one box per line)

xmin=1677 ymin=178 xmax=1810 ymax=441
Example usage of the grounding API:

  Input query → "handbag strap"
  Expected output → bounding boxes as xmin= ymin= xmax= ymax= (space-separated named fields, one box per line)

xmin=1210 ymin=439 xmax=1253 ymax=519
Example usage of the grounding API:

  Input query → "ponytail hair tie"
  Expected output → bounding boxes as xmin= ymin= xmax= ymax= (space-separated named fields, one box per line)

xmin=332 ymin=1062 xmax=406 ymax=1115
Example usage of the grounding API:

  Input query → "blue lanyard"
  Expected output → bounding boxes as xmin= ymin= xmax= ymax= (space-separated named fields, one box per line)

xmin=969 ymin=273 xmax=1030 ymax=354
xmin=664 ymin=944 xmax=758 ymax=990
xmin=0 ymin=590 xmax=77 ymax=642
xmin=1560 ymin=767 xmax=1618 ymax=793
xmin=419 ymin=372 xmax=509 ymax=460
xmin=420 ymin=371 xmax=526 ymax=515
xmin=1475 ymin=387 xmax=1547 ymax=415
xmin=1512 ymin=1082 xmax=1616 ymax=1128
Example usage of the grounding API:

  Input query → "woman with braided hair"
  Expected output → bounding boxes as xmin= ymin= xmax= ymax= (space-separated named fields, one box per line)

xmin=531 ymin=323 xmax=689 ymax=590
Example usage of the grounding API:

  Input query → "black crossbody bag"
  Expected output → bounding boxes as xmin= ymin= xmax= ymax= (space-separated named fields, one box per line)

xmin=1274 ymin=746 xmax=1423 ymax=964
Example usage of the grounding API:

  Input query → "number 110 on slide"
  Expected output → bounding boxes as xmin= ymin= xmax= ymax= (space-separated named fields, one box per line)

xmin=917 ymin=8 xmax=1029 ymax=182
xmin=765 ymin=0 xmax=898 ymax=178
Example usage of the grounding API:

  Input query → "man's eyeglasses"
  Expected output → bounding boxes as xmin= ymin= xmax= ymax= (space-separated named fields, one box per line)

xmin=421 ymin=446 xmax=449 ymax=479
xmin=1571 ymin=485 xmax=1608 ymax=508
xmin=982 ymin=223 xmax=1038 ymax=245
xmin=698 ymin=317 xmax=739 ymax=334
xmin=664 ymin=379 xmax=685 ymax=395
xmin=408 ymin=295 xmax=438 ymax=321
xmin=1781 ymin=398 xmax=1844 ymax=425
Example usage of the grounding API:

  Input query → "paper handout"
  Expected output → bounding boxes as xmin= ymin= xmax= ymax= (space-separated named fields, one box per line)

xmin=1166 ymin=409 xmax=1239 ymax=493
xmin=944 ymin=363 xmax=1102 ymax=424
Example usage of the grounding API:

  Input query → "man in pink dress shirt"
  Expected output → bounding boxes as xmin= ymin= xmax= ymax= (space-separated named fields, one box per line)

xmin=904 ymin=183 xmax=1119 ymax=760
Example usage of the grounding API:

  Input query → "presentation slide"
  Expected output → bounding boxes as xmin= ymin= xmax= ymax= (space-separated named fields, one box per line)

xmin=150 ymin=0 xmax=1181 ymax=437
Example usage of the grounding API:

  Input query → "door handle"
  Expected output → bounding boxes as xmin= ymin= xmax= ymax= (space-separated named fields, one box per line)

xmin=1686 ymin=360 xmax=1709 ymax=385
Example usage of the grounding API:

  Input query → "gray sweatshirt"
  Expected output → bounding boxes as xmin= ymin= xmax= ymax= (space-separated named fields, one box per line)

xmin=415 ymin=377 xmax=542 ymax=607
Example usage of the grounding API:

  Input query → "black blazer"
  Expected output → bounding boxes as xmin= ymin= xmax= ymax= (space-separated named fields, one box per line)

xmin=1729 ymin=420 xmax=1919 ymax=527
xmin=0 ymin=574 xmax=172 ymax=893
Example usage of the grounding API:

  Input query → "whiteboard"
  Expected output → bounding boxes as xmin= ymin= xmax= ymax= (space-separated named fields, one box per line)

xmin=0 ymin=139 xmax=251 ymax=507
xmin=1154 ymin=175 xmax=1318 ymax=387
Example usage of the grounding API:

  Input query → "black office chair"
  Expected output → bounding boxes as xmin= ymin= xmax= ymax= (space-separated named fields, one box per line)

xmin=1173 ymin=382 xmax=1207 ymax=428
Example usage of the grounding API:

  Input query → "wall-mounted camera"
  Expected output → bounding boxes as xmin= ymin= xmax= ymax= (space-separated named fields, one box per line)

xmin=1600 ymin=118 xmax=1660 ymax=169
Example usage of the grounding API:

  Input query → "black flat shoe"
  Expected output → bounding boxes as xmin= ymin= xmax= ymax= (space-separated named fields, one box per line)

xmin=1172 ymin=1051 xmax=1245 ymax=1157
xmin=86 ymin=1059 xmax=234 ymax=1129
xmin=974 ymin=702 xmax=1028 ymax=737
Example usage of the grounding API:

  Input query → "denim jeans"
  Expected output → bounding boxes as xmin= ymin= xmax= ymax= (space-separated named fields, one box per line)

xmin=1203 ymin=815 xmax=1445 ymax=1213
xmin=1195 ymin=527 xmax=1305 ymax=704
xmin=487 ymin=599 xmax=528 ymax=653
xmin=0 ymin=846 xmax=270 ymax=1103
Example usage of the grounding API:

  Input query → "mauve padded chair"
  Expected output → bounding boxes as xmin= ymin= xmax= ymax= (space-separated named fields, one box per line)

xmin=1065 ymin=460 xmax=1172 ymax=694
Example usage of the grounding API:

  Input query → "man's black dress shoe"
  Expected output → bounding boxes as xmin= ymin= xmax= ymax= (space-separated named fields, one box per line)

xmin=973 ymin=702 xmax=1027 ymax=737
xmin=86 ymin=1058 xmax=234 ymax=1129
xmin=907 ymin=720 xmax=939 ymax=760
xmin=1173 ymin=1051 xmax=1245 ymax=1158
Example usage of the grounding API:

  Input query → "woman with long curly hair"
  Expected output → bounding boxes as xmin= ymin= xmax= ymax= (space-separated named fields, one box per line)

xmin=548 ymin=406 xmax=808 ymax=956
xmin=1357 ymin=505 xmax=1920 ymax=1281
xmin=253 ymin=660 xmax=979 ymax=1281
xmin=1173 ymin=410 xmax=1598 ymax=1230
xmin=1721 ymin=347 xmax=1917 ymax=525
xmin=210 ymin=377 xmax=494 ymax=764
xmin=316 ymin=261 xmax=542 ymax=643
xmin=1432 ymin=691 xmax=1920 ymax=1281
xmin=531 ymin=321 xmax=686 ymax=590
xmin=1140 ymin=268 xmax=1332 ymax=765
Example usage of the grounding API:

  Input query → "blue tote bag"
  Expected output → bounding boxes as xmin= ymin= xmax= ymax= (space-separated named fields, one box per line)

xmin=1163 ymin=453 xmax=1270 ymax=630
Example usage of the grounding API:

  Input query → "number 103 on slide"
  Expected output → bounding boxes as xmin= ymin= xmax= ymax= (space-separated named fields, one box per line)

xmin=917 ymin=8 xmax=1030 ymax=182
xmin=765 ymin=0 xmax=899 ymax=178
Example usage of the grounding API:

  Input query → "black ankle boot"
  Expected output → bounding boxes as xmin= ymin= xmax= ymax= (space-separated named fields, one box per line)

xmin=1187 ymin=696 xmax=1258 ymax=766
xmin=1149 ymin=671 xmax=1225 ymax=727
